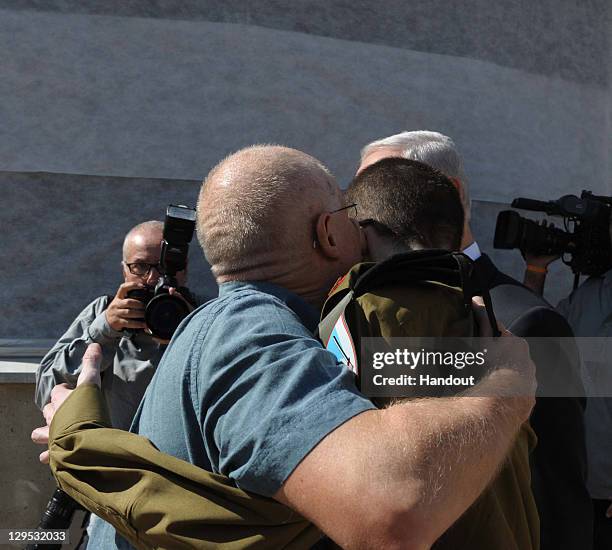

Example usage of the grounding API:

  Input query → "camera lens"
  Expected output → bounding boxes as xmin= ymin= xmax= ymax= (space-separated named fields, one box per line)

xmin=145 ymin=294 xmax=191 ymax=340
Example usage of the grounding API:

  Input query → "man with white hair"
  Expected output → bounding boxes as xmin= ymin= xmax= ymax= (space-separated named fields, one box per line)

xmin=38 ymin=144 xmax=539 ymax=550
xmin=359 ymin=131 xmax=592 ymax=550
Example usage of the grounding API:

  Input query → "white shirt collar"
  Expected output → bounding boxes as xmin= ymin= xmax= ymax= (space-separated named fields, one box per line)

xmin=462 ymin=241 xmax=482 ymax=261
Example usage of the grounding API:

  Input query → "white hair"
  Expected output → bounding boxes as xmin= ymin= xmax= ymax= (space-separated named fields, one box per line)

xmin=361 ymin=131 xmax=471 ymax=219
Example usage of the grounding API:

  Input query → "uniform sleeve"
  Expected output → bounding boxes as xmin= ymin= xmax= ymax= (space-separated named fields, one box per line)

xmin=196 ymin=295 xmax=376 ymax=497
xmin=49 ymin=385 xmax=322 ymax=550
xmin=35 ymin=297 xmax=121 ymax=409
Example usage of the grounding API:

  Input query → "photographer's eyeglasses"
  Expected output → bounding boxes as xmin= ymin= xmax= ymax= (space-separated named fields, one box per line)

xmin=124 ymin=262 xmax=162 ymax=277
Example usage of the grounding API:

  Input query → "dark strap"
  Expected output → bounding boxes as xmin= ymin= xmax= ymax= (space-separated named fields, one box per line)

xmin=481 ymin=287 xmax=501 ymax=337
xmin=319 ymin=250 xmax=501 ymax=340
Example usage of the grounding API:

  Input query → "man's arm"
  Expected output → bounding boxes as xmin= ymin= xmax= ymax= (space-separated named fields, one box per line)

xmin=46 ymin=386 xmax=321 ymax=550
xmin=35 ymin=347 xmax=321 ymax=550
xmin=39 ymin=337 xmax=533 ymax=550
xmin=36 ymin=282 xmax=149 ymax=409
xmin=521 ymin=253 xmax=559 ymax=296
xmin=35 ymin=296 xmax=117 ymax=409
xmin=275 ymin=335 xmax=535 ymax=550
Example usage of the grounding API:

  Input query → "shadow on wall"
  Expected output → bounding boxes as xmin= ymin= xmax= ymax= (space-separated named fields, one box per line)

xmin=1 ymin=171 xmax=218 ymax=340
xmin=2 ymin=171 xmax=579 ymax=340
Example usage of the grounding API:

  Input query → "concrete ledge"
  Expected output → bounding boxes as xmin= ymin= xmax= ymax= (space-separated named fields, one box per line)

xmin=0 ymin=361 xmax=38 ymax=383
xmin=0 ymin=340 xmax=53 ymax=383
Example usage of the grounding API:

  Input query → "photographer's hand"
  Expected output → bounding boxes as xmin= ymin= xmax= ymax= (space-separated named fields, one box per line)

xmin=106 ymin=282 xmax=148 ymax=331
xmin=31 ymin=344 xmax=103 ymax=464
xmin=522 ymin=251 xmax=560 ymax=296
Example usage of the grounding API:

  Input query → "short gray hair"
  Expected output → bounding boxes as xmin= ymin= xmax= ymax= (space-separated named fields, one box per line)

xmin=197 ymin=145 xmax=337 ymax=279
xmin=361 ymin=131 xmax=470 ymax=219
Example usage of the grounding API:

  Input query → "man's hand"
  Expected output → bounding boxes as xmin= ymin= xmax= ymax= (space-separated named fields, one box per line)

xmin=471 ymin=296 xmax=536 ymax=421
xmin=606 ymin=500 xmax=612 ymax=519
xmin=521 ymin=251 xmax=560 ymax=296
xmin=105 ymin=282 xmax=148 ymax=331
xmin=31 ymin=344 xmax=103 ymax=464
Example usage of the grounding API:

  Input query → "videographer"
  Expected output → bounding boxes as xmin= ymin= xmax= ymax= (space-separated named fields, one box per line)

xmin=34 ymin=219 xmax=195 ymax=548
xmin=523 ymin=251 xmax=612 ymax=550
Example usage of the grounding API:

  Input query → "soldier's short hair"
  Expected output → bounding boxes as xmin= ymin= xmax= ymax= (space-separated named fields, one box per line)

xmin=347 ymin=157 xmax=464 ymax=251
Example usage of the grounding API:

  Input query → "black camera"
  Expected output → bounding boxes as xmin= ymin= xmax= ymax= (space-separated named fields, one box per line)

xmin=129 ymin=205 xmax=197 ymax=340
xmin=25 ymin=488 xmax=82 ymax=550
xmin=494 ymin=190 xmax=612 ymax=281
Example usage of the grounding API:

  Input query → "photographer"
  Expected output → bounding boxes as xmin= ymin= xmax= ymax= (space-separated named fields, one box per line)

xmin=523 ymin=252 xmax=612 ymax=550
xmin=35 ymin=219 xmax=194 ymax=548
xmin=36 ymin=220 xmax=192 ymax=429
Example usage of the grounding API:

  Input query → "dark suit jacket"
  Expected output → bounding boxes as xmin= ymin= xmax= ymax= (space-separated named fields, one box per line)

xmin=473 ymin=253 xmax=592 ymax=550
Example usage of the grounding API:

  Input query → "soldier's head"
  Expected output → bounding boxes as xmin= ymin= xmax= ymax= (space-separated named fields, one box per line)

xmin=121 ymin=221 xmax=188 ymax=288
xmin=196 ymin=145 xmax=364 ymax=307
xmin=346 ymin=157 xmax=464 ymax=262
xmin=358 ymin=131 xmax=473 ymax=249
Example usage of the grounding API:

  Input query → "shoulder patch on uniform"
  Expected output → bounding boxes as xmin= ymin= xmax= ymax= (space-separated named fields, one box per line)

xmin=325 ymin=313 xmax=358 ymax=374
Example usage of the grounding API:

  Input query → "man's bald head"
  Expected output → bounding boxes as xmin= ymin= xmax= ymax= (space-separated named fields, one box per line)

xmin=122 ymin=221 xmax=163 ymax=260
xmin=197 ymin=145 xmax=342 ymax=281
xmin=121 ymin=220 xmax=189 ymax=287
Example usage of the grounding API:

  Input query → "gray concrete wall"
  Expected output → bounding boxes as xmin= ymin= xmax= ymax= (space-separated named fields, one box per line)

xmin=0 ymin=382 xmax=57 ymax=531
xmin=0 ymin=171 xmax=215 ymax=338
xmin=0 ymin=1 xmax=610 ymax=327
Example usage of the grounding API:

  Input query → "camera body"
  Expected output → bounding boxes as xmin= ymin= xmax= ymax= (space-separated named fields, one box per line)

xmin=129 ymin=205 xmax=197 ymax=340
xmin=494 ymin=190 xmax=612 ymax=277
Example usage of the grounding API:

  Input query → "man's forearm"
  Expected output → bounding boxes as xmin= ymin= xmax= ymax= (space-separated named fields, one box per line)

xmin=276 ymin=364 xmax=533 ymax=549
xmin=523 ymin=268 xmax=547 ymax=296
xmin=379 ymin=383 xmax=530 ymax=545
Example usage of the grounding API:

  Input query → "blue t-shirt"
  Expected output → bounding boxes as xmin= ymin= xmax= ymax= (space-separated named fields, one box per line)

xmin=89 ymin=281 xmax=375 ymax=548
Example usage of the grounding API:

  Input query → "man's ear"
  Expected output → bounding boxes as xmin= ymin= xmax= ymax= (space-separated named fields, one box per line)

xmin=314 ymin=212 xmax=342 ymax=259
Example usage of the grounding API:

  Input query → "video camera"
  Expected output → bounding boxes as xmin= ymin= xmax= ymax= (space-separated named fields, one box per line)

xmin=494 ymin=190 xmax=612 ymax=284
xmin=128 ymin=204 xmax=197 ymax=340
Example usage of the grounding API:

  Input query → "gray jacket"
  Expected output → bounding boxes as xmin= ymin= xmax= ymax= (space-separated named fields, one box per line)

xmin=36 ymin=296 xmax=164 ymax=430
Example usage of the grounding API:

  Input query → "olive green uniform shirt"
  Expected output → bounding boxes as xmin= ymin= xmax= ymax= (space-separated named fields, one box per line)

xmin=323 ymin=263 xmax=539 ymax=550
